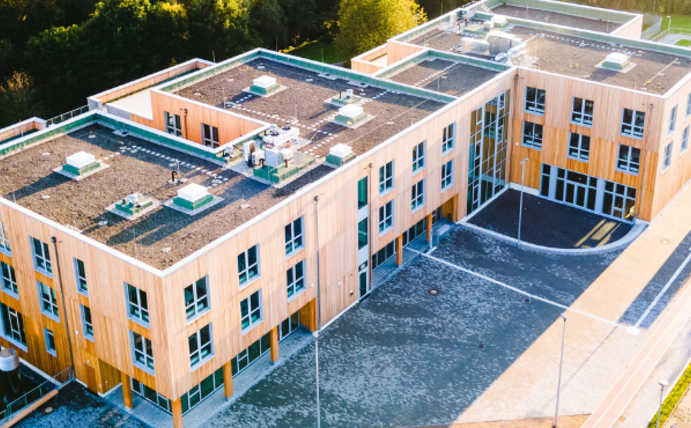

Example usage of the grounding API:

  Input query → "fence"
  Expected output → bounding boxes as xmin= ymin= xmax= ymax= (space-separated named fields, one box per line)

xmin=652 ymin=27 xmax=691 ymax=42
xmin=0 ymin=367 xmax=72 ymax=424
xmin=45 ymin=106 xmax=89 ymax=127
xmin=642 ymin=13 xmax=662 ymax=39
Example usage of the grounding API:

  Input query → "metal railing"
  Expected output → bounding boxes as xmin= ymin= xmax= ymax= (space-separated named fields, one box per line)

xmin=641 ymin=14 xmax=662 ymax=40
xmin=45 ymin=106 xmax=89 ymax=127
xmin=651 ymin=27 xmax=691 ymax=42
xmin=0 ymin=367 xmax=72 ymax=423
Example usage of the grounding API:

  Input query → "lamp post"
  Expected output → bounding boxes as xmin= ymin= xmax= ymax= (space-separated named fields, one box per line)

xmin=554 ymin=313 xmax=567 ymax=428
xmin=517 ymin=158 xmax=529 ymax=245
xmin=657 ymin=379 xmax=668 ymax=428
xmin=668 ymin=15 xmax=672 ymax=32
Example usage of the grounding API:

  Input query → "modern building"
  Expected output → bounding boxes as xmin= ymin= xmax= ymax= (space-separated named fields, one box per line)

xmin=0 ymin=1 xmax=690 ymax=426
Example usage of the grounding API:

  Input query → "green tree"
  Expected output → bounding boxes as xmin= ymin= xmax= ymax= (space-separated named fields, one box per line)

xmin=335 ymin=0 xmax=426 ymax=60
xmin=0 ymin=71 xmax=44 ymax=126
xmin=187 ymin=0 xmax=256 ymax=61
xmin=249 ymin=0 xmax=287 ymax=48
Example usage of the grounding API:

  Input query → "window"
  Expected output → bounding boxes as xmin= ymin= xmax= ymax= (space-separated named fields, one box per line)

xmin=286 ymin=260 xmax=305 ymax=300
xmin=132 ymin=331 xmax=155 ymax=373
xmin=669 ymin=105 xmax=678 ymax=134
xmin=358 ymin=219 xmax=368 ymax=250
xmin=683 ymin=126 xmax=689 ymax=152
xmin=522 ymin=121 xmax=543 ymax=149
xmin=411 ymin=180 xmax=425 ymax=212
xmin=525 ymin=87 xmax=546 ymax=115
xmin=81 ymin=304 xmax=94 ymax=341
xmin=568 ymin=133 xmax=591 ymax=162
xmin=616 ymin=145 xmax=641 ymax=175
xmin=687 ymin=93 xmax=691 ymax=117
xmin=237 ymin=245 xmax=260 ymax=287
xmin=38 ymin=282 xmax=59 ymax=321
xmin=181 ymin=368 xmax=225 ymax=414
xmin=379 ymin=162 xmax=394 ymax=194
xmin=188 ymin=324 xmax=213 ymax=368
xmin=201 ymin=123 xmax=219 ymax=148
xmin=571 ymin=97 xmax=594 ymax=126
xmin=45 ymin=328 xmax=56 ymax=356
xmin=126 ymin=283 xmax=150 ymax=326
xmin=1 ymin=262 xmax=17 ymax=297
xmin=240 ymin=291 xmax=262 ymax=331
xmin=358 ymin=177 xmax=368 ymax=209
xmin=603 ymin=181 xmax=637 ymax=221
xmin=165 ymin=112 xmax=182 ymax=137
xmin=279 ymin=312 xmax=300 ymax=341
xmin=132 ymin=379 xmax=171 ymax=413
xmin=379 ymin=200 xmax=394 ymax=233
xmin=185 ymin=277 xmax=210 ymax=321
xmin=285 ymin=218 xmax=304 ymax=256
xmin=231 ymin=334 xmax=271 ymax=376
xmin=0 ymin=222 xmax=10 ymax=255
xmin=74 ymin=258 xmax=88 ymax=295
xmin=621 ymin=108 xmax=645 ymax=139
xmin=664 ymin=142 xmax=673 ymax=170
xmin=1 ymin=303 xmax=26 ymax=347
xmin=441 ymin=160 xmax=454 ymax=190
xmin=442 ymin=123 xmax=455 ymax=152
xmin=412 ymin=142 xmax=425 ymax=173
xmin=30 ymin=237 xmax=52 ymax=276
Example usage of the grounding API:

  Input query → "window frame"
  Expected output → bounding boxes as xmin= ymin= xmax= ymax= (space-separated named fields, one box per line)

xmin=188 ymin=324 xmax=214 ymax=370
xmin=81 ymin=304 xmax=94 ymax=341
xmin=522 ymin=121 xmax=543 ymax=150
xmin=442 ymin=123 xmax=455 ymax=153
xmin=74 ymin=258 xmax=88 ymax=296
xmin=571 ymin=97 xmax=594 ymax=127
xmin=567 ymin=133 xmax=591 ymax=163
xmin=441 ymin=159 xmax=454 ymax=191
xmin=379 ymin=161 xmax=394 ymax=195
xmin=44 ymin=327 xmax=56 ymax=357
xmin=0 ymin=222 xmax=10 ymax=256
xmin=411 ymin=179 xmax=425 ymax=213
xmin=1 ymin=303 xmax=26 ymax=349
xmin=201 ymin=123 xmax=219 ymax=148
xmin=682 ymin=126 xmax=689 ymax=153
xmin=237 ymin=245 xmax=260 ymax=288
xmin=616 ymin=144 xmax=642 ymax=176
xmin=663 ymin=141 xmax=673 ymax=171
xmin=525 ymin=87 xmax=546 ymax=115
xmin=38 ymin=281 xmax=60 ymax=322
xmin=378 ymin=200 xmax=394 ymax=235
xmin=620 ymin=108 xmax=645 ymax=139
xmin=125 ymin=283 xmax=150 ymax=328
xmin=165 ymin=112 xmax=182 ymax=137
xmin=185 ymin=277 xmax=210 ymax=322
xmin=30 ymin=237 xmax=52 ymax=277
xmin=286 ymin=260 xmax=306 ymax=301
xmin=240 ymin=291 xmax=263 ymax=333
xmin=284 ymin=217 xmax=304 ymax=257
xmin=1 ymin=262 xmax=18 ymax=298
xmin=131 ymin=331 xmax=155 ymax=374
xmin=687 ymin=93 xmax=691 ymax=118
xmin=669 ymin=105 xmax=678 ymax=135
xmin=412 ymin=142 xmax=425 ymax=174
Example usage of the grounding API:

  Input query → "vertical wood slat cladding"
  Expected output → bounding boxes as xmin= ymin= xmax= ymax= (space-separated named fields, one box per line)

xmin=0 ymin=120 xmax=44 ymax=143
xmin=611 ymin=15 xmax=643 ymax=39
xmin=351 ymin=59 xmax=385 ymax=75
xmin=387 ymin=41 xmax=424 ymax=65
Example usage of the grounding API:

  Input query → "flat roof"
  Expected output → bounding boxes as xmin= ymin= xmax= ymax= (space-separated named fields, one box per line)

xmin=173 ymin=58 xmax=445 ymax=158
xmin=490 ymin=4 xmax=620 ymax=32
xmin=0 ymin=125 xmax=331 ymax=269
xmin=386 ymin=58 xmax=501 ymax=97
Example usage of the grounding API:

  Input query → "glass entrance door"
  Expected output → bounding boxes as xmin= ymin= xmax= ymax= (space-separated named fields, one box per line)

xmin=358 ymin=261 xmax=369 ymax=299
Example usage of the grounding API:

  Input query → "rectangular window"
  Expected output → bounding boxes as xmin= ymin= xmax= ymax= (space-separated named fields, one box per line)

xmin=285 ymin=218 xmax=304 ymax=256
xmin=358 ymin=219 xmax=368 ymax=250
xmin=441 ymin=160 xmax=453 ymax=190
xmin=180 ymin=368 xmax=225 ymax=414
xmin=201 ymin=123 xmax=219 ymax=148
xmin=126 ymin=283 xmax=150 ymax=326
xmin=571 ymin=97 xmax=594 ymax=126
xmin=602 ymin=181 xmax=637 ymax=221
xmin=188 ymin=324 xmax=213 ymax=369
xmin=0 ymin=222 xmax=10 ymax=255
xmin=683 ymin=126 xmax=689 ymax=152
xmin=132 ymin=331 xmax=155 ymax=373
xmin=442 ymin=124 xmax=455 ymax=152
xmin=621 ymin=108 xmax=645 ymax=139
xmin=357 ymin=177 xmax=368 ymax=209
xmin=525 ymin=87 xmax=546 ymax=115
xmin=1 ymin=262 xmax=17 ymax=297
xmin=616 ymin=145 xmax=641 ymax=175
xmin=286 ymin=260 xmax=305 ymax=300
xmin=231 ymin=333 xmax=271 ymax=376
xmin=238 ymin=245 xmax=260 ymax=287
xmin=132 ymin=379 xmax=171 ymax=413
xmin=30 ymin=237 xmax=52 ymax=276
xmin=412 ymin=142 xmax=425 ymax=173
xmin=185 ymin=277 xmax=210 ymax=321
xmin=568 ymin=133 xmax=591 ymax=162
xmin=81 ymin=304 xmax=94 ymax=341
xmin=45 ymin=328 xmax=56 ymax=356
xmin=687 ymin=93 xmax=691 ymax=117
xmin=74 ymin=258 xmax=88 ymax=295
xmin=240 ymin=291 xmax=262 ymax=331
xmin=38 ymin=282 xmax=59 ymax=321
xmin=1 ymin=303 xmax=26 ymax=347
xmin=669 ymin=105 xmax=678 ymax=134
xmin=522 ymin=121 xmax=543 ymax=149
xmin=165 ymin=112 xmax=182 ymax=137
xmin=664 ymin=142 xmax=673 ymax=170
xmin=379 ymin=162 xmax=394 ymax=194
xmin=411 ymin=180 xmax=425 ymax=212
xmin=378 ymin=200 xmax=394 ymax=233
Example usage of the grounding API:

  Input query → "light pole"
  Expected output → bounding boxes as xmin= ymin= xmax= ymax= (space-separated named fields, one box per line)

xmin=554 ymin=313 xmax=567 ymax=428
xmin=314 ymin=192 xmax=323 ymax=428
xmin=657 ymin=379 xmax=668 ymax=428
xmin=517 ymin=158 xmax=529 ymax=245
xmin=668 ymin=15 xmax=672 ymax=32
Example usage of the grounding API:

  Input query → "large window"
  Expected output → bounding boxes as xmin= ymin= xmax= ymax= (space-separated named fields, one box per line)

xmin=358 ymin=177 xmax=368 ymax=209
xmin=240 ymin=291 xmax=262 ymax=331
xmin=442 ymin=123 xmax=455 ymax=152
xmin=664 ymin=142 xmax=673 ymax=170
xmin=441 ymin=160 xmax=453 ymax=190
xmin=571 ymin=97 xmax=594 ymax=127
xmin=522 ymin=122 xmax=543 ymax=149
xmin=621 ymin=108 xmax=645 ymax=139
xmin=411 ymin=180 xmax=425 ymax=212
xmin=81 ymin=304 xmax=94 ymax=341
xmin=74 ymin=258 xmax=88 ymax=295
xmin=181 ymin=368 xmax=224 ymax=414
xmin=185 ymin=277 xmax=210 ymax=321
xmin=1 ymin=262 xmax=17 ymax=297
xmin=201 ymin=123 xmax=219 ymax=148
xmin=0 ymin=222 xmax=10 ymax=255
xmin=231 ymin=333 xmax=271 ymax=376
xmin=669 ymin=105 xmax=678 ymax=134
xmin=568 ymin=133 xmax=591 ymax=162
xmin=126 ymin=283 xmax=150 ymax=326
xmin=412 ymin=142 xmax=425 ymax=173
xmin=603 ymin=181 xmax=637 ymax=221
xmin=45 ymin=328 xmax=56 ymax=356
xmin=683 ymin=126 xmax=689 ymax=153
xmin=285 ymin=218 xmax=304 ymax=256
xmin=238 ymin=245 xmax=260 ymax=287
xmin=525 ymin=87 xmax=546 ymax=115
xmin=165 ymin=112 xmax=182 ymax=136
xmin=616 ymin=145 xmax=641 ymax=175
xmin=1 ymin=303 xmax=25 ymax=347
xmin=188 ymin=324 xmax=213 ymax=369
xmin=38 ymin=282 xmax=59 ymax=321
xmin=372 ymin=241 xmax=395 ymax=270
xmin=378 ymin=200 xmax=394 ymax=233
xmin=132 ymin=379 xmax=171 ymax=413
xmin=30 ymin=237 xmax=52 ymax=276
xmin=131 ymin=331 xmax=155 ymax=373
xmin=379 ymin=162 xmax=394 ymax=194
xmin=286 ymin=260 xmax=305 ymax=300
xmin=358 ymin=219 xmax=368 ymax=250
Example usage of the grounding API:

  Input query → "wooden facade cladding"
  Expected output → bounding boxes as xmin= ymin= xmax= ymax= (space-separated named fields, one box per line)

xmin=386 ymin=41 xmax=425 ymax=66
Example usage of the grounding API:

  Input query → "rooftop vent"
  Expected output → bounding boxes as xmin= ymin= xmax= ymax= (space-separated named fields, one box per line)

xmin=329 ymin=89 xmax=363 ymax=107
xmin=333 ymin=105 xmax=373 ymax=128
xmin=56 ymin=151 xmax=109 ymax=180
xmin=107 ymin=193 xmax=159 ymax=220
xmin=246 ymin=75 xmax=286 ymax=97
xmin=491 ymin=15 xmax=508 ymax=28
xmin=167 ymin=183 xmax=222 ymax=215
xmin=262 ymin=124 xmax=300 ymax=149
xmin=326 ymin=144 xmax=356 ymax=167
xmin=599 ymin=52 xmax=635 ymax=72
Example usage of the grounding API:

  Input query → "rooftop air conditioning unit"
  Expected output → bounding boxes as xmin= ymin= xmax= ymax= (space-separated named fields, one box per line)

xmin=262 ymin=125 xmax=299 ymax=149
xmin=264 ymin=148 xmax=285 ymax=168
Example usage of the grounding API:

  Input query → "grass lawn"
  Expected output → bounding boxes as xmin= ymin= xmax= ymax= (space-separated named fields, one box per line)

xmin=660 ymin=14 xmax=691 ymax=32
xmin=676 ymin=39 xmax=691 ymax=46
xmin=282 ymin=41 xmax=345 ymax=64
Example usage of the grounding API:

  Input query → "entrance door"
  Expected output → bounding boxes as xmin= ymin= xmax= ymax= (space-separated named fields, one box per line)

xmin=565 ymin=181 xmax=588 ymax=209
xmin=358 ymin=261 xmax=369 ymax=299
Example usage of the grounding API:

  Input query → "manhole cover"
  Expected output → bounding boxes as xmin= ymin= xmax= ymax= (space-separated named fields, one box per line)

xmin=478 ymin=343 xmax=485 ymax=349
xmin=428 ymin=288 xmax=440 ymax=296
xmin=44 ymin=407 xmax=53 ymax=414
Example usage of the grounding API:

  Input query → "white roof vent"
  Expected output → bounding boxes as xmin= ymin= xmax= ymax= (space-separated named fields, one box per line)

xmin=599 ymin=52 xmax=635 ymax=72
xmin=338 ymin=105 xmax=364 ymax=119
xmin=246 ymin=75 xmax=286 ymax=97
xmin=67 ymin=151 xmax=96 ymax=169
xmin=326 ymin=143 xmax=356 ymax=167
xmin=167 ymin=182 xmax=223 ymax=215
xmin=253 ymin=75 xmax=277 ymax=89
xmin=177 ymin=183 xmax=208 ymax=203
xmin=333 ymin=104 xmax=372 ymax=128
xmin=56 ymin=150 xmax=109 ymax=180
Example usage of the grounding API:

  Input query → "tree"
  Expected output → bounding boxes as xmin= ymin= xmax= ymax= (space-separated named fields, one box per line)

xmin=335 ymin=0 xmax=426 ymax=60
xmin=0 ymin=71 xmax=44 ymax=126
xmin=249 ymin=0 xmax=287 ymax=48
xmin=187 ymin=0 xmax=256 ymax=61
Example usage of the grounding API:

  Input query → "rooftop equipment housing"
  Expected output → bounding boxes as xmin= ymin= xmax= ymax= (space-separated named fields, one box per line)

xmin=326 ymin=144 xmax=356 ymax=167
xmin=262 ymin=125 xmax=300 ymax=149
xmin=600 ymin=52 xmax=635 ymax=72
xmin=116 ymin=193 xmax=154 ymax=216
xmin=333 ymin=105 xmax=371 ymax=128
xmin=330 ymin=89 xmax=363 ymax=106
xmin=174 ymin=183 xmax=214 ymax=211
xmin=248 ymin=75 xmax=284 ymax=97
xmin=63 ymin=151 xmax=100 ymax=176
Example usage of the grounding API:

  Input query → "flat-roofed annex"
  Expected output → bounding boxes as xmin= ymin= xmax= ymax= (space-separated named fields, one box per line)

xmin=490 ymin=4 xmax=621 ymax=32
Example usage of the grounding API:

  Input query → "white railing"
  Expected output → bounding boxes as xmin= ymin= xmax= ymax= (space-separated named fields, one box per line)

xmin=0 ymin=367 xmax=72 ymax=423
xmin=45 ymin=106 xmax=89 ymax=127
xmin=641 ymin=14 xmax=662 ymax=39
xmin=651 ymin=27 xmax=691 ymax=42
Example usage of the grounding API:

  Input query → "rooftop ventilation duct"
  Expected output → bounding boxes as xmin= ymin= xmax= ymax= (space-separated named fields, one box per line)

xmin=330 ymin=88 xmax=363 ymax=106
xmin=174 ymin=183 xmax=214 ymax=212
xmin=333 ymin=104 xmax=372 ymax=128
xmin=600 ymin=52 xmax=635 ymax=72
xmin=247 ymin=75 xmax=285 ymax=97
xmin=326 ymin=144 xmax=356 ymax=167
xmin=491 ymin=15 xmax=508 ymax=28
xmin=56 ymin=151 xmax=109 ymax=180
xmin=107 ymin=193 xmax=159 ymax=220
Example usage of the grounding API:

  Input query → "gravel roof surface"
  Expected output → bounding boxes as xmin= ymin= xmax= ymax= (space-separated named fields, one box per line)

xmin=174 ymin=59 xmax=445 ymax=157
xmin=387 ymin=58 xmax=501 ymax=97
xmin=0 ymin=125 xmax=331 ymax=269
xmin=491 ymin=4 xmax=621 ymax=32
